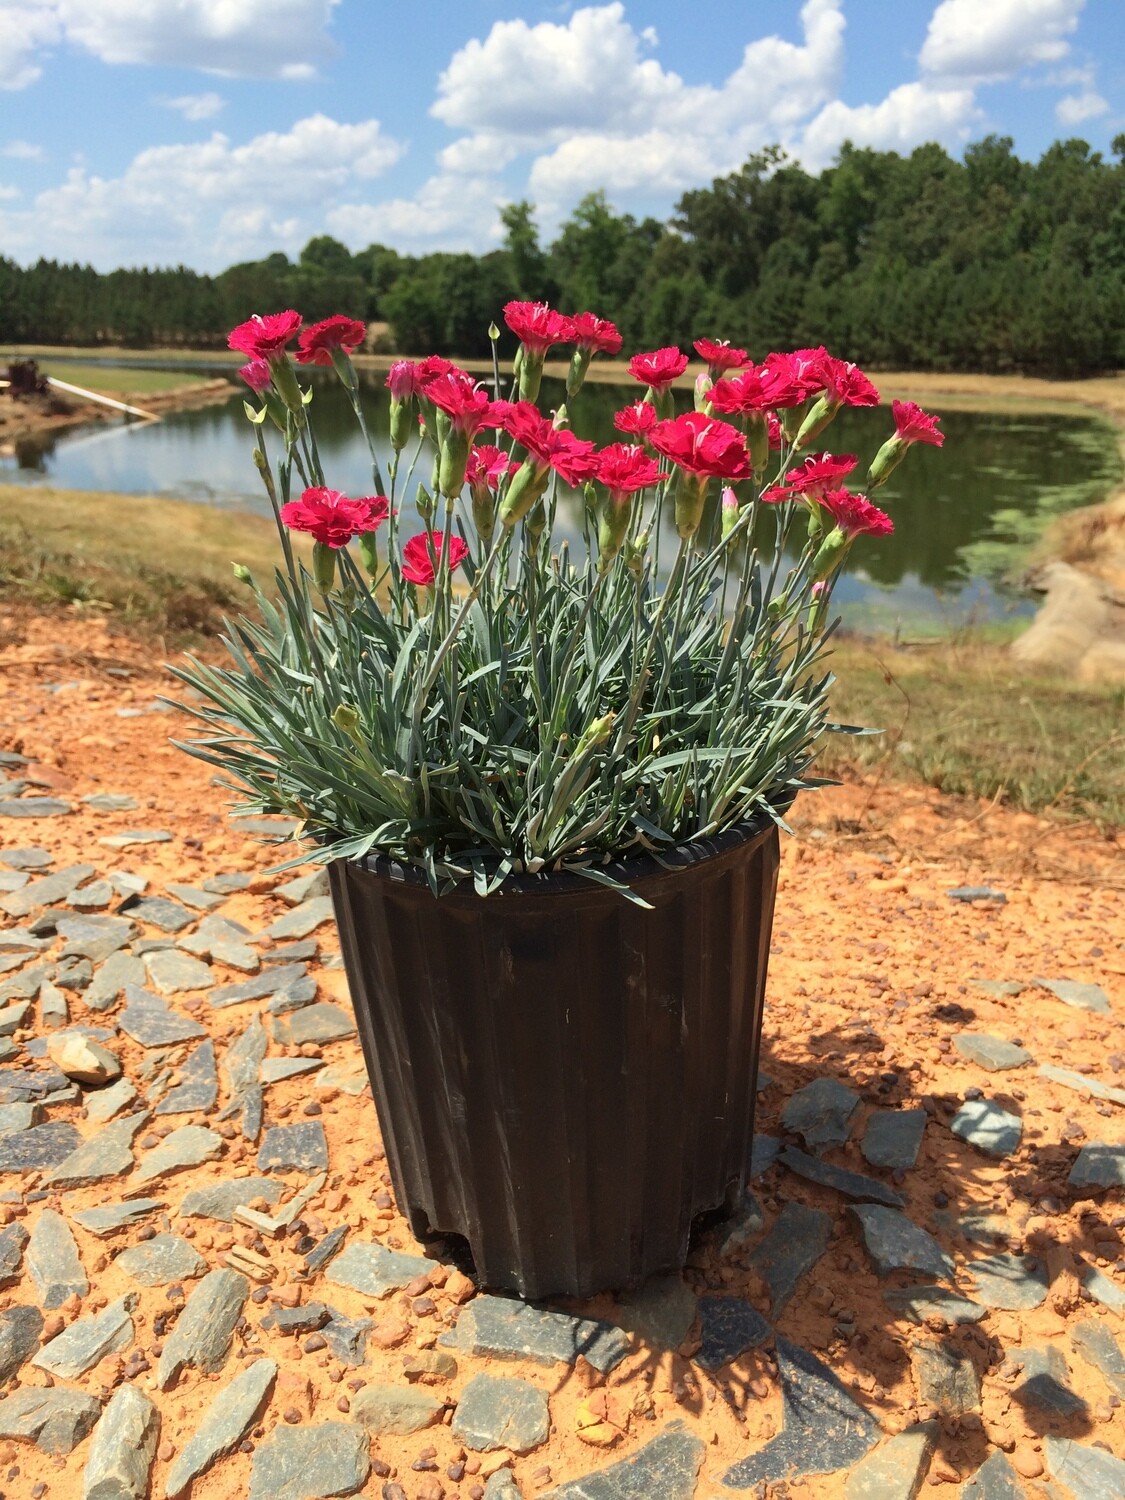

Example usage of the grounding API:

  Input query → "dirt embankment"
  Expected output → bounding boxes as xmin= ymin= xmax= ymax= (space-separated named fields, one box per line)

xmin=0 ymin=378 xmax=233 ymax=457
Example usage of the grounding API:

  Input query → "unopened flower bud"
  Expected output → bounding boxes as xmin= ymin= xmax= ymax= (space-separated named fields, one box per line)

xmin=498 ymin=460 xmax=551 ymax=529
xmin=312 ymin=540 xmax=336 ymax=592
xmin=416 ymin=484 xmax=435 ymax=523
xmin=357 ymin=532 xmax=379 ymax=578
xmin=721 ymin=486 xmax=740 ymax=542
xmin=567 ymin=349 xmax=592 ymax=400
xmin=694 ymin=372 xmax=712 ymax=413
xmin=332 ymin=703 xmax=360 ymax=736
xmin=674 ymin=472 xmax=708 ymax=540
xmin=519 ymin=350 xmax=544 ymax=403
xmin=526 ymin=498 xmax=547 ymax=555
xmin=745 ymin=412 xmax=770 ymax=478
xmin=810 ymin=525 xmax=849 ymax=582
xmin=488 ymin=322 xmax=500 ymax=342
xmin=866 ymin=435 xmax=907 ymax=490
xmin=471 ymin=490 xmax=496 ymax=548
xmin=794 ymin=394 xmax=838 ymax=450
xmin=389 ymin=397 xmax=414 ymax=452
xmin=582 ymin=481 xmax=598 ymax=514
xmin=439 ymin=426 xmax=471 ymax=499
xmin=552 ymin=403 xmax=570 ymax=431
xmin=597 ymin=497 xmax=632 ymax=570
xmin=232 ymin=562 xmax=253 ymax=585
xmin=624 ymin=530 xmax=648 ymax=580
xmin=575 ymin=712 xmax=616 ymax=756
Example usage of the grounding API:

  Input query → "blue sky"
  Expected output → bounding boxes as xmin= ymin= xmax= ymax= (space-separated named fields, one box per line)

xmin=0 ymin=0 xmax=1121 ymax=272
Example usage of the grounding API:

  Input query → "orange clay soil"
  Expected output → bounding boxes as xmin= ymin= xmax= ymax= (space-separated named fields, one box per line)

xmin=0 ymin=605 xmax=1123 ymax=1499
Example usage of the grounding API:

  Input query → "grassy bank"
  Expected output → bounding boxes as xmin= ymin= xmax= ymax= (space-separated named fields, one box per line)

xmin=1 ymin=484 xmax=1120 ymax=826
xmin=0 ymin=484 xmax=305 ymax=643
xmin=2 ymin=357 xmax=216 ymax=397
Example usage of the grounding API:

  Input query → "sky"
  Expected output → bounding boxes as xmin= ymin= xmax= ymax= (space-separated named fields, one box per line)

xmin=0 ymin=0 xmax=1121 ymax=273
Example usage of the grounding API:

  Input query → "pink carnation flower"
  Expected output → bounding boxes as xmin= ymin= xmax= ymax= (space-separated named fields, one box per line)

xmin=238 ymin=359 xmax=271 ymax=392
xmin=649 ymin=411 xmax=752 ymax=482
xmin=280 ymin=488 xmax=389 ymax=549
xmin=628 ymin=347 xmax=689 ymax=391
xmin=401 ymin=531 xmax=470 ymax=587
xmin=571 ymin=312 xmax=623 ymax=356
xmin=594 ymin=443 xmax=663 ymax=501
xmin=465 ymin=443 xmax=516 ymax=494
xmin=613 ymin=401 xmax=657 ymax=436
xmin=228 ymin=310 xmax=302 ymax=361
xmin=820 ymin=488 xmax=893 ymax=537
xmin=424 ymin=372 xmax=508 ymax=437
xmin=892 ymin=400 xmax=945 ymax=446
xmin=503 ymin=301 xmax=576 ymax=357
xmin=295 ymin=315 xmax=366 ymax=365
xmin=694 ymin=339 xmax=749 ymax=375
xmin=775 ymin=452 xmax=859 ymax=497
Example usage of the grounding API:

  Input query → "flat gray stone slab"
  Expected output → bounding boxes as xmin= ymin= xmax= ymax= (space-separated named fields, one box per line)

xmin=258 ymin=1121 xmax=329 ymax=1174
xmin=325 ymin=1239 xmax=434 ymax=1300
xmin=0 ymin=797 xmax=71 ymax=818
xmin=210 ymin=962 xmax=312 ymax=1008
xmin=1007 ymin=1345 xmax=1087 ymax=1417
xmin=135 ymin=1125 xmax=224 ymax=1183
xmin=56 ymin=912 xmax=136 ymax=961
xmin=32 ymin=1292 xmax=136 ymax=1378
xmin=155 ymin=1039 xmax=218 ymax=1116
xmin=85 ymin=951 xmax=146 ymax=1011
xmin=0 ymin=1222 xmax=28 ymax=1283
xmin=67 ymin=880 xmax=114 ymax=910
xmin=165 ymin=1357 xmax=277 ymax=1497
xmin=613 ymin=1276 xmax=697 ymax=1351
xmin=1072 ymin=1319 xmax=1125 ymax=1397
xmin=0 ymin=1119 xmax=81 ymax=1171
xmin=722 ymin=1336 xmax=881 ymax=1486
xmin=82 ymin=1381 xmax=159 ymax=1500
xmin=780 ymin=1146 xmax=905 ymax=1207
xmin=0 ymin=1304 xmax=42 ymax=1383
xmin=912 ymin=1338 xmax=980 ymax=1414
xmin=948 ymin=886 xmax=1007 ymax=903
xmin=165 ymin=881 xmax=227 ymax=911
xmin=961 ymin=1450 xmax=1025 ymax=1499
xmin=179 ymin=913 xmax=252 ymax=955
xmin=850 ymin=1205 xmax=953 ymax=1280
xmin=1079 ymin=1262 xmax=1125 ymax=1312
xmin=203 ymin=872 xmax=252 ymax=894
xmin=231 ymin=816 xmax=299 ymax=838
xmin=262 ymin=939 xmax=320 ymax=964
xmin=121 ymin=895 xmax=196 ymax=932
xmin=261 ymin=1057 xmax=324 ymax=1083
xmin=1040 ymin=1065 xmax=1125 ymax=1107
xmin=884 ymin=1284 xmax=986 ymax=1325
xmin=0 ymin=926 xmax=51 ymax=951
xmin=0 ymin=862 xmax=95 ymax=918
xmin=781 ymin=1076 xmax=861 ymax=1153
xmin=247 ymin=1421 xmax=369 ymax=1500
xmin=264 ymin=896 xmax=334 ymax=940
xmin=276 ymin=869 xmax=330 ymax=905
xmin=844 ymin=1421 xmax=938 ymax=1500
xmin=144 ymin=949 xmax=215 ymax=994
xmin=45 ymin=1110 xmax=149 ymax=1189
xmin=83 ymin=792 xmax=140 ymax=812
xmin=697 ymin=1295 xmax=770 ymax=1370
xmin=950 ymin=1099 xmax=1022 ymax=1158
xmin=953 ymin=1034 xmax=1033 ymax=1071
xmin=158 ymin=1268 xmax=248 ymax=1388
xmin=1045 ymin=1435 xmax=1125 ymax=1499
xmin=178 ymin=1177 xmax=283 ymax=1222
xmin=443 ymin=1293 xmax=629 ymax=1375
xmin=118 ymin=985 xmax=207 ymax=1047
xmin=750 ymin=1200 xmax=833 ymax=1316
xmin=222 ymin=1018 xmax=268 ymax=1094
xmin=0 ymin=1101 xmax=38 ymax=1137
xmin=28 ymin=1207 xmax=88 ymax=1308
xmin=543 ymin=1420 xmax=702 ymax=1499
xmin=270 ymin=1002 xmax=355 ymax=1046
xmin=351 ymin=1382 xmax=443 ymax=1435
xmin=303 ymin=1225 xmax=348 ymax=1274
xmin=1 ymin=846 xmax=52 ymax=869
xmin=967 ymin=1253 xmax=1049 ymax=1310
xmin=860 ymin=1108 xmax=927 ymax=1171
xmin=1069 ymin=1144 xmax=1125 ymax=1191
xmin=71 ymin=1199 xmax=164 ymax=1238
xmin=1035 ymin=977 xmax=1112 ymax=1013
xmin=321 ymin=1310 xmax=372 ymax=1366
xmin=452 ymin=1373 xmax=549 ymax=1454
xmin=0 ymin=1386 xmax=101 ymax=1454
xmin=115 ymin=1233 xmax=207 ymax=1286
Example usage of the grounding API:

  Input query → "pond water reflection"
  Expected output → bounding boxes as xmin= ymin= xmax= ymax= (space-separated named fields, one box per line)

xmin=5 ymin=364 xmax=1119 ymax=632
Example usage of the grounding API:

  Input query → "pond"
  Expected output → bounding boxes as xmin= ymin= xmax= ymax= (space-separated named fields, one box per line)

xmin=4 ymin=361 xmax=1120 ymax=633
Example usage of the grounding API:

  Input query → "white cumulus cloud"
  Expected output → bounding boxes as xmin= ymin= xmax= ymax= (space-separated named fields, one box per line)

xmin=0 ymin=0 xmax=339 ymax=88
xmin=0 ymin=114 xmax=402 ymax=270
xmin=920 ymin=0 xmax=1084 ymax=82
xmin=801 ymin=82 xmax=981 ymax=170
xmin=160 ymin=92 xmax=225 ymax=122
xmin=2 ymin=140 xmax=45 ymax=160
xmin=1056 ymin=89 xmax=1109 ymax=125
xmin=328 ymin=174 xmax=505 ymax=254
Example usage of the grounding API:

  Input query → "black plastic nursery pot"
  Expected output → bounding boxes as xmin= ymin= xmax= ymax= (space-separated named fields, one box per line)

xmin=328 ymin=814 xmax=782 ymax=1301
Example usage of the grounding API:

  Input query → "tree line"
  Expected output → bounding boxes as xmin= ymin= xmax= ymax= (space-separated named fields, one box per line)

xmin=1 ymin=135 xmax=1123 ymax=377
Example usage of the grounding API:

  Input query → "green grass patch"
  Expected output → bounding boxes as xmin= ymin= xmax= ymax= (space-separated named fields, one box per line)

xmin=14 ymin=361 xmax=216 ymax=396
xmin=0 ymin=484 xmax=306 ymax=645
xmin=819 ymin=636 xmax=1125 ymax=827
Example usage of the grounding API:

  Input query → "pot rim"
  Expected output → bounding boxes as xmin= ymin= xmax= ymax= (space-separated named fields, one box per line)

xmin=344 ymin=796 xmax=790 ymax=900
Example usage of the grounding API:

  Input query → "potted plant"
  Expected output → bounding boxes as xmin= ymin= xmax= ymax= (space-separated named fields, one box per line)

xmin=172 ymin=306 xmax=943 ymax=1300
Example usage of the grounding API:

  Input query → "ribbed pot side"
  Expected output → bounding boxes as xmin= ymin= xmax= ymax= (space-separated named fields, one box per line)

xmin=328 ymin=818 xmax=780 ymax=1301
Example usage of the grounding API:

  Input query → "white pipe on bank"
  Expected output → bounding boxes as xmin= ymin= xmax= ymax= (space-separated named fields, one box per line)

xmin=44 ymin=375 xmax=159 ymax=421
